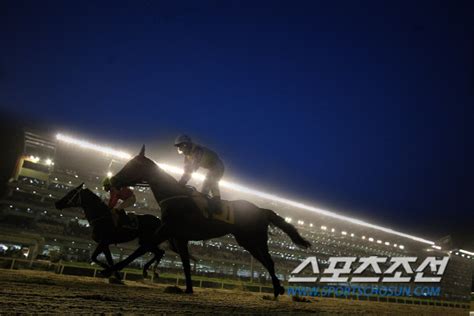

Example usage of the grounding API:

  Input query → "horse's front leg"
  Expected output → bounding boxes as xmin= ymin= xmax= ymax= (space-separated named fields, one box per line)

xmin=176 ymin=240 xmax=193 ymax=294
xmin=91 ymin=243 xmax=110 ymax=270
xmin=101 ymin=244 xmax=151 ymax=277
xmin=103 ymin=246 xmax=122 ymax=280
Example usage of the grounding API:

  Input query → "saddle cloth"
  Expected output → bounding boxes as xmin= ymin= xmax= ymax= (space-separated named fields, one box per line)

xmin=189 ymin=190 xmax=235 ymax=224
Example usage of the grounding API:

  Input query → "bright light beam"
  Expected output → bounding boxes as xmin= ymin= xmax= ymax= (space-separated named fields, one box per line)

xmin=56 ymin=134 xmax=132 ymax=160
xmin=459 ymin=249 xmax=474 ymax=256
xmin=57 ymin=133 xmax=437 ymax=245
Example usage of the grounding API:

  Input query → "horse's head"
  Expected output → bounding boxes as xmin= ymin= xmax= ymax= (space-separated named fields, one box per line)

xmin=111 ymin=145 xmax=156 ymax=188
xmin=55 ymin=183 xmax=84 ymax=210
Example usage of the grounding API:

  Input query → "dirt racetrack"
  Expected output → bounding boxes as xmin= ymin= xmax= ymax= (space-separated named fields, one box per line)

xmin=0 ymin=269 xmax=467 ymax=315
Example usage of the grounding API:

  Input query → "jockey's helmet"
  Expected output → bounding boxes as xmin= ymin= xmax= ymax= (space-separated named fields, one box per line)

xmin=174 ymin=134 xmax=192 ymax=155
xmin=174 ymin=134 xmax=192 ymax=146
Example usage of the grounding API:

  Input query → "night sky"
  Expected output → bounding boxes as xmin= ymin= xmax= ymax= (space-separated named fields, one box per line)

xmin=1 ymin=1 xmax=473 ymax=245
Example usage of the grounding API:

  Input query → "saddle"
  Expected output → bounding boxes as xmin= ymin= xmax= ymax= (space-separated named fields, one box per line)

xmin=186 ymin=188 xmax=235 ymax=224
xmin=116 ymin=209 xmax=139 ymax=231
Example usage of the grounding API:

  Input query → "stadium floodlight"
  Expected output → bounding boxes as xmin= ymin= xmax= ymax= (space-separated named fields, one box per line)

xmin=362 ymin=236 xmax=366 ymax=239
xmin=399 ymin=245 xmax=404 ymax=249
xmin=341 ymin=231 xmax=347 ymax=235
xmin=368 ymin=237 xmax=374 ymax=242
xmin=321 ymin=225 xmax=327 ymax=230
xmin=459 ymin=249 xmax=474 ymax=256
xmin=107 ymin=171 xmax=113 ymax=178
xmin=45 ymin=158 xmax=53 ymax=166
xmin=53 ymin=133 xmax=441 ymax=246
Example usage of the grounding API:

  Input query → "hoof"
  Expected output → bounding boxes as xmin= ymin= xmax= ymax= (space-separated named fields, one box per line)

xmin=184 ymin=288 xmax=193 ymax=294
xmin=292 ymin=295 xmax=311 ymax=303
xmin=153 ymin=272 xmax=159 ymax=279
xmin=279 ymin=286 xmax=285 ymax=295
xmin=164 ymin=286 xmax=184 ymax=294
xmin=108 ymin=277 xmax=124 ymax=285
xmin=142 ymin=271 xmax=148 ymax=278
xmin=100 ymin=269 xmax=112 ymax=278
xmin=274 ymin=286 xmax=285 ymax=298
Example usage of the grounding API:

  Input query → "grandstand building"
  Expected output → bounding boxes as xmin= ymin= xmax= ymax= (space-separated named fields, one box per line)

xmin=0 ymin=129 xmax=473 ymax=302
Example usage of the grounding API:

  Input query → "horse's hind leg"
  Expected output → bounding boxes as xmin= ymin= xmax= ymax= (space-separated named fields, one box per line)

xmin=176 ymin=240 xmax=193 ymax=294
xmin=257 ymin=245 xmax=284 ymax=297
xmin=235 ymin=235 xmax=284 ymax=298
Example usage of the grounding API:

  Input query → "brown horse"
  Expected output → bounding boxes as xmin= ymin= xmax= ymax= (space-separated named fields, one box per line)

xmin=105 ymin=145 xmax=310 ymax=297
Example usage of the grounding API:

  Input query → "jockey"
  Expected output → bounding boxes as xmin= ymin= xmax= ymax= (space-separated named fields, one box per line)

xmin=102 ymin=177 xmax=136 ymax=228
xmin=174 ymin=134 xmax=224 ymax=214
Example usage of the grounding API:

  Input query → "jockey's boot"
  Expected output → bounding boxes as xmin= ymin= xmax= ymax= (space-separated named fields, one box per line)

xmin=209 ymin=196 xmax=222 ymax=217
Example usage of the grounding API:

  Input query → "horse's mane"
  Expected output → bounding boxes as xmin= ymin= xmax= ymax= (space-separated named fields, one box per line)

xmin=144 ymin=156 xmax=181 ymax=186
xmin=83 ymin=188 xmax=110 ymax=213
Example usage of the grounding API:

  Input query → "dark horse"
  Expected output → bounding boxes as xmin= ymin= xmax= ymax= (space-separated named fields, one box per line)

xmin=105 ymin=145 xmax=311 ymax=297
xmin=55 ymin=184 xmax=175 ymax=279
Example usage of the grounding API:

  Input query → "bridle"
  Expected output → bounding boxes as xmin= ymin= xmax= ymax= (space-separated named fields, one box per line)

xmin=68 ymin=187 xmax=109 ymax=226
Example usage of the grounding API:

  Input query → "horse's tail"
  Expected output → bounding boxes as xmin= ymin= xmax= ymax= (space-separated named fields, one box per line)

xmin=264 ymin=209 xmax=311 ymax=249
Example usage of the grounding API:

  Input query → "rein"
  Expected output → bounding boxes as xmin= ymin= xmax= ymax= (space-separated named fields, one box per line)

xmin=88 ymin=215 xmax=111 ymax=226
xmin=158 ymin=195 xmax=190 ymax=208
